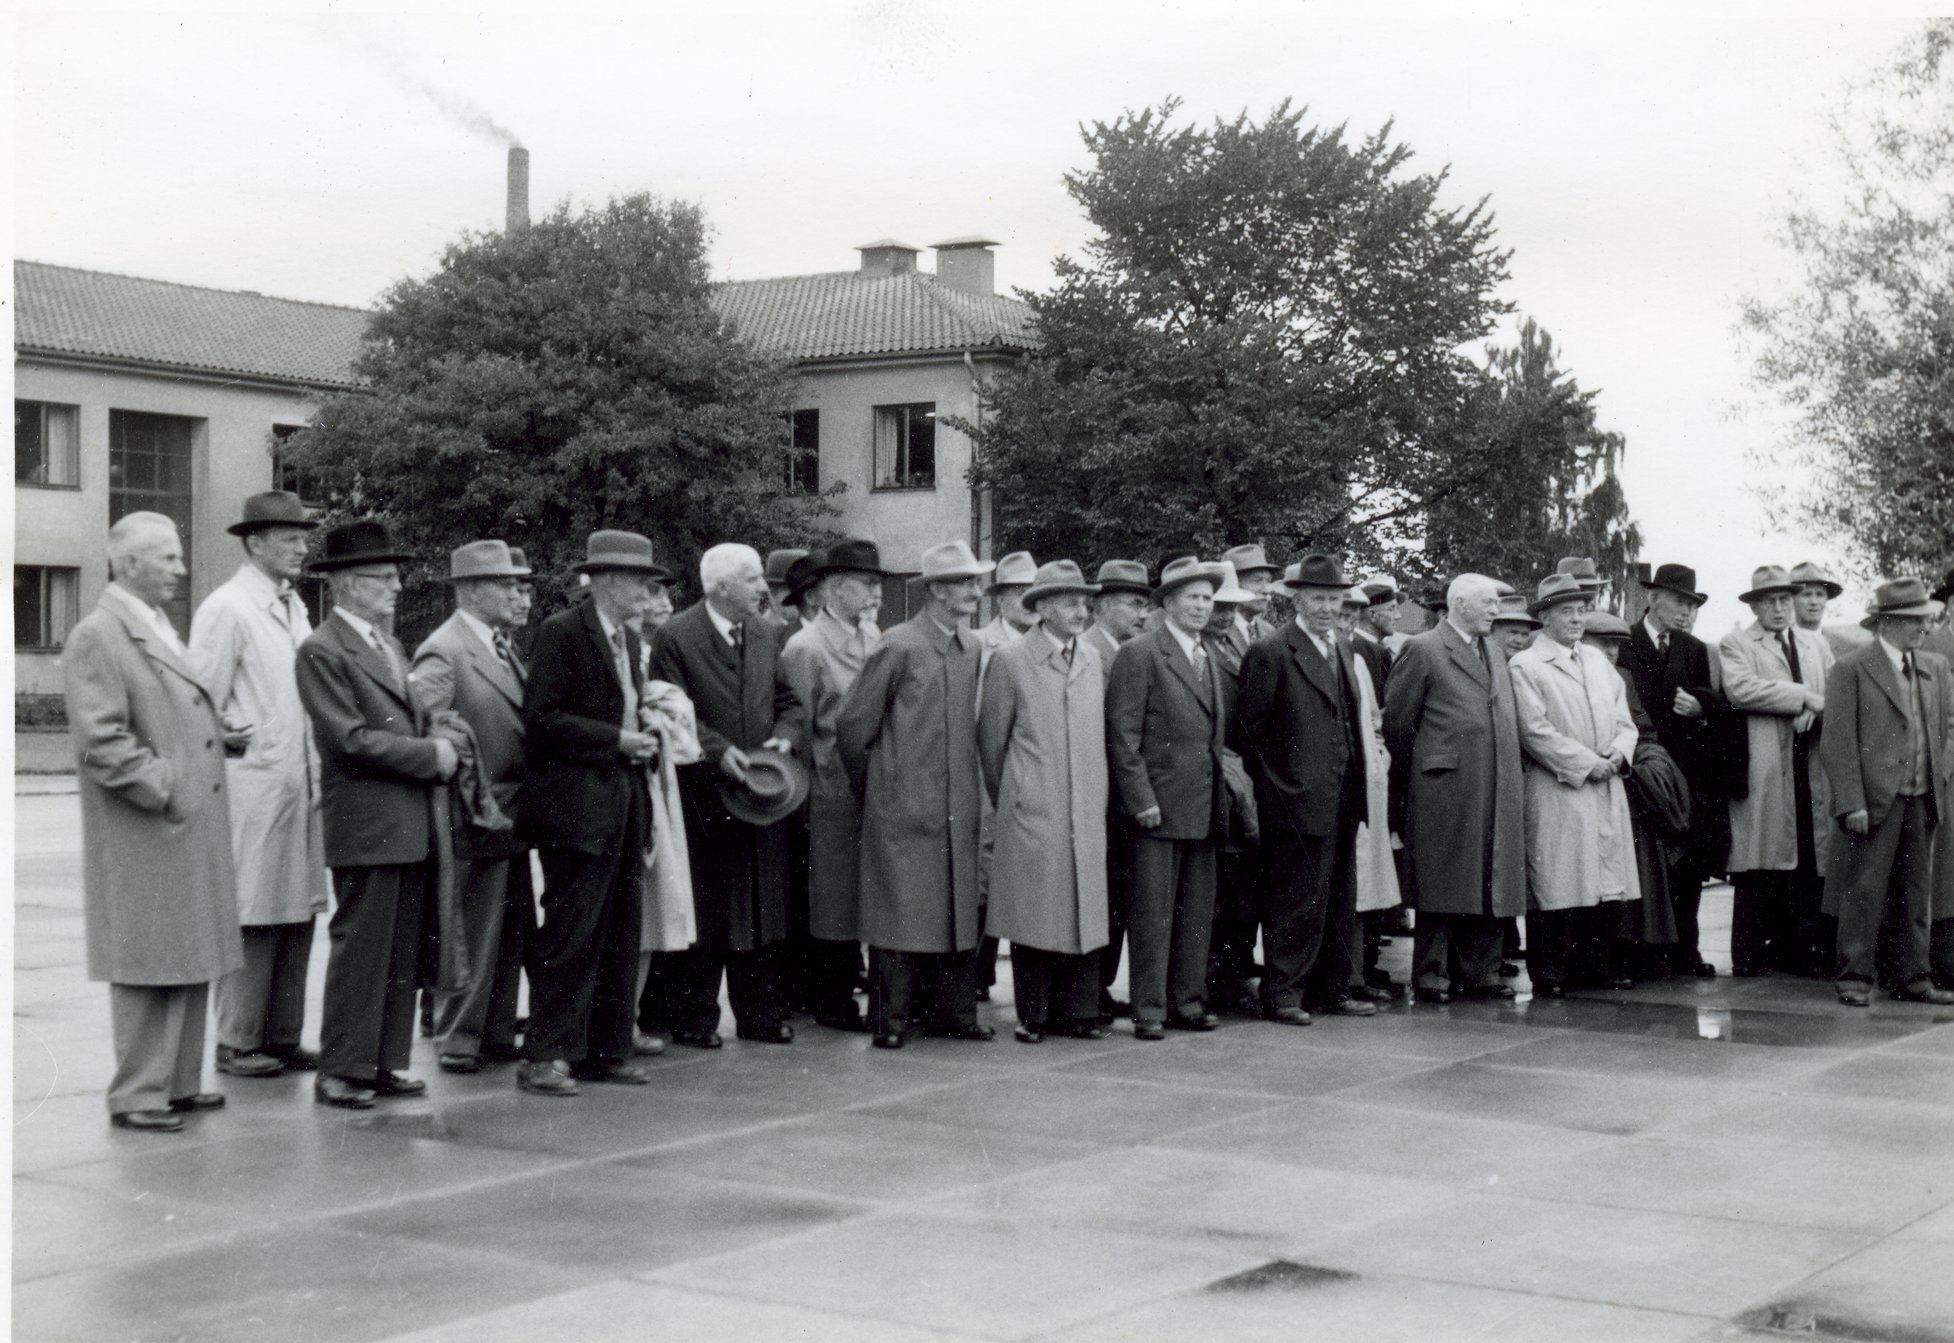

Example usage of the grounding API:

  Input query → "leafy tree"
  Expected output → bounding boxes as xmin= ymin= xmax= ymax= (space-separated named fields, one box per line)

xmin=966 ymin=98 xmax=1517 ymax=574
xmin=1740 ymin=20 xmax=1954 ymax=580
xmin=281 ymin=193 xmax=837 ymax=638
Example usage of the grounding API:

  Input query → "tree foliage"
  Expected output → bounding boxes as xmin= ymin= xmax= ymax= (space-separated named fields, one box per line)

xmin=1740 ymin=20 xmax=1954 ymax=581
xmin=967 ymin=98 xmax=1635 ymax=587
xmin=281 ymin=193 xmax=836 ymax=635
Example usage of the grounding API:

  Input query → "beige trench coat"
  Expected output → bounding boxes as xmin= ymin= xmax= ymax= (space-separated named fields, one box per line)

xmin=1509 ymin=638 xmax=1640 ymax=911
xmin=1720 ymin=622 xmax=1833 ymax=874
xmin=977 ymin=627 xmax=1110 ymax=954
xmin=190 ymin=563 xmax=330 ymax=925
xmin=65 ymin=585 xmax=243 ymax=985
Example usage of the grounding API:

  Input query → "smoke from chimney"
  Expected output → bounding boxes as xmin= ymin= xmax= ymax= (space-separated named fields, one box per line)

xmin=506 ymin=147 xmax=530 ymax=234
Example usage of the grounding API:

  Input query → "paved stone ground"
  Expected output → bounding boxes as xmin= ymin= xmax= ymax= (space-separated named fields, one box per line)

xmin=13 ymin=784 xmax=1954 ymax=1342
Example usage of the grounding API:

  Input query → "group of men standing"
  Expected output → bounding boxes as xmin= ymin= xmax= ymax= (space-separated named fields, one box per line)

xmin=63 ymin=493 xmax=1954 ymax=1130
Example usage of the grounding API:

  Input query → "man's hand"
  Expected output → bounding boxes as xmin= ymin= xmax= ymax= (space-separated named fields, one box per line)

xmin=221 ymin=722 xmax=254 ymax=758
xmin=720 ymin=745 xmax=751 ymax=782
xmin=1843 ymin=809 xmax=1870 ymax=836
xmin=1793 ymin=709 xmax=1816 ymax=736
xmin=432 ymin=737 xmax=459 ymax=781
xmin=760 ymin=736 xmax=792 ymax=754
xmin=1588 ymin=758 xmax=1617 ymax=783
xmin=1672 ymin=688 xmax=1704 ymax=719
xmin=1805 ymin=687 xmax=1826 ymax=713
xmin=1134 ymin=805 xmax=1162 ymax=830
xmin=618 ymin=730 xmax=657 ymax=765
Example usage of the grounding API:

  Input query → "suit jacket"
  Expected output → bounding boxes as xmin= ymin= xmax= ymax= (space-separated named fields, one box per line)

xmin=1104 ymin=623 xmax=1230 ymax=841
xmin=648 ymin=601 xmax=805 ymax=950
xmin=296 ymin=612 xmax=447 ymax=870
xmin=1082 ymin=623 xmax=1123 ymax=668
xmin=1232 ymin=623 xmax=1367 ymax=840
xmin=1819 ymin=640 xmax=1949 ymax=829
xmin=413 ymin=611 xmax=528 ymax=860
xmin=1350 ymin=629 xmax=1392 ymax=700
xmin=522 ymin=599 xmax=647 ymax=857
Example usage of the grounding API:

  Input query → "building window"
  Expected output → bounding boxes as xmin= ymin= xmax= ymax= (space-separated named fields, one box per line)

xmin=873 ymin=402 xmax=935 ymax=490
xmin=15 ymin=566 xmax=80 ymax=650
xmin=15 ymin=400 xmax=81 ymax=487
xmin=783 ymin=409 xmax=820 ymax=495
xmin=270 ymin=423 xmax=315 ymax=502
xmin=109 ymin=410 xmax=198 ymax=631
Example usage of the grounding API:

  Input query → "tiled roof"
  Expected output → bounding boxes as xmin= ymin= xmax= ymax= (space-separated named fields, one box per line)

xmin=13 ymin=261 xmax=370 ymax=388
xmin=711 ymin=270 xmax=1037 ymax=361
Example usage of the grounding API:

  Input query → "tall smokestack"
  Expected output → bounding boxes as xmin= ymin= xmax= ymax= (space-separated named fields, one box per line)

xmin=506 ymin=146 xmax=530 ymax=233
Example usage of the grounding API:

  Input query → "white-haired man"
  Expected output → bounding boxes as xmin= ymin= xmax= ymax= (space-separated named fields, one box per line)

xmin=1383 ymin=573 xmax=1528 ymax=1002
xmin=66 ymin=513 xmax=246 ymax=1131
xmin=649 ymin=542 xmax=806 ymax=1046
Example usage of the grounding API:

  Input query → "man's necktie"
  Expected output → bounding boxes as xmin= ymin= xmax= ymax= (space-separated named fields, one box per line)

xmin=730 ymin=623 xmax=745 ymax=661
xmin=1475 ymin=635 xmax=1490 ymax=674
xmin=611 ymin=628 xmax=639 ymax=729
xmin=1659 ymin=630 xmax=1670 ymax=656
xmin=1191 ymin=640 xmax=1208 ymax=683
xmin=1781 ymin=630 xmax=1803 ymax=682
xmin=371 ymin=630 xmax=405 ymax=694
xmin=493 ymin=630 xmax=524 ymax=684
xmin=1904 ymin=654 xmax=1928 ymax=793
xmin=1062 ymin=641 xmax=1075 ymax=668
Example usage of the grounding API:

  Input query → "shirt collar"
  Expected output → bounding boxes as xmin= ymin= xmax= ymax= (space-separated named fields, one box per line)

xmin=456 ymin=607 xmax=500 ymax=653
xmin=1878 ymin=634 xmax=1910 ymax=675
xmin=333 ymin=605 xmax=379 ymax=643
xmin=1643 ymin=616 xmax=1667 ymax=647
xmin=1163 ymin=619 xmax=1201 ymax=660
xmin=1233 ymin=612 xmax=1253 ymax=639
xmin=592 ymin=603 xmax=621 ymax=646
xmin=1444 ymin=615 xmax=1481 ymax=650
xmin=234 ymin=561 xmax=294 ymax=608
xmin=1293 ymin=615 xmax=1335 ymax=657
xmin=705 ymin=601 xmax=739 ymax=645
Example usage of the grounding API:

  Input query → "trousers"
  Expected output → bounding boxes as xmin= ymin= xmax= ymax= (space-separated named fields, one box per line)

xmin=216 ymin=918 xmax=313 ymax=1054
xmin=321 ymin=862 xmax=428 ymax=1082
xmin=1126 ymin=834 xmax=1217 ymax=1025
xmin=868 ymin=947 xmax=980 ymax=1036
xmin=1011 ymin=944 xmax=1102 ymax=1028
xmin=107 ymin=982 xmax=208 ymax=1114
xmin=434 ymin=853 xmax=534 ymax=1058
xmin=1834 ymin=796 xmax=1937 ymax=990
xmin=529 ymin=791 xmax=644 ymax=1066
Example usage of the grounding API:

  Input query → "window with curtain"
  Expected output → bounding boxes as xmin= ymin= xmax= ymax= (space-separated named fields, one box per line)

xmin=14 ymin=567 xmax=80 ymax=649
xmin=872 ymin=402 xmax=935 ymax=490
xmin=15 ymin=401 xmax=81 ymax=487
xmin=784 ymin=409 xmax=820 ymax=495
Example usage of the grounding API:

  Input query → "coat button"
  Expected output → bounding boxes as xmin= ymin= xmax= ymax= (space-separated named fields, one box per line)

xmin=206 ymin=740 xmax=215 ymax=749
xmin=213 ymin=783 xmax=222 ymax=793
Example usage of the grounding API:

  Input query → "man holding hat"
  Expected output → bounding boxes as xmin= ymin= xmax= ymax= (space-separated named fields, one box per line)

xmin=1083 ymin=559 xmax=1152 ymax=1019
xmin=1820 ymin=578 xmax=1951 ymax=1005
xmin=1720 ymin=565 xmax=1834 ymax=979
xmin=1234 ymin=555 xmax=1376 ymax=1024
xmin=296 ymin=520 xmax=459 ymax=1108
xmin=1106 ymin=556 xmax=1233 ymax=1038
xmin=780 ymin=539 xmax=888 ymax=1032
xmin=649 ymin=542 xmax=806 ymax=1047
xmin=979 ymin=560 xmax=1112 ymax=1042
xmin=1621 ymin=563 xmax=1736 ymax=979
xmin=519 ymin=529 xmax=669 ymax=1095
xmin=410 ymin=540 xmax=535 ymax=1073
xmin=189 ymin=490 xmax=330 ymax=1079
xmin=838 ymin=540 xmax=996 ymax=1048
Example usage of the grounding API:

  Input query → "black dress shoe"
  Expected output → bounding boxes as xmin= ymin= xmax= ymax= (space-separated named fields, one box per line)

xmin=569 ymin=1061 xmax=651 ymax=1084
xmin=1166 ymin=1012 xmax=1221 ymax=1032
xmin=1498 ymin=961 xmax=1522 ymax=978
xmin=872 ymin=1032 xmax=905 ymax=1050
xmin=736 ymin=1023 xmax=795 ymax=1044
xmin=1100 ymin=996 xmax=1133 ymax=1019
xmin=315 ymin=1076 xmax=377 ymax=1109
xmin=215 ymin=1045 xmax=283 ymax=1078
xmin=1413 ymin=987 xmax=1452 ymax=1005
xmin=671 ymin=1029 xmax=724 ymax=1050
xmin=1349 ymin=983 xmax=1394 ymax=1004
xmin=267 ymin=1046 xmax=319 ymax=1072
xmin=111 ymin=1109 xmax=184 ymax=1132
xmin=1320 ymin=997 xmax=1379 ymax=1017
xmin=1461 ymin=983 xmax=1517 ymax=1001
xmin=1133 ymin=1020 xmax=1167 ymax=1040
xmin=1013 ymin=1024 xmax=1045 ymax=1044
xmin=1894 ymin=985 xmax=1954 ymax=1005
xmin=814 ymin=1012 xmax=868 ymax=1033
xmin=1731 ymin=964 xmax=1764 ymax=978
xmin=1836 ymin=987 xmax=1871 ymax=1007
xmin=439 ymin=1053 xmax=481 ymax=1074
xmin=925 ymin=1023 xmax=996 ymax=1042
xmin=1263 ymin=1006 xmax=1312 ymax=1027
xmin=517 ymin=1060 xmax=580 ymax=1095
xmin=1058 ymin=1022 xmax=1111 ymax=1040
xmin=167 ymin=1093 xmax=225 ymax=1112
xmin=370 ymin=1072 xmax=427 ymax=1097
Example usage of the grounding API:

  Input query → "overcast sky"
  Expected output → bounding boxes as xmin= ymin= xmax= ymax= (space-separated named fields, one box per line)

xmin=13 ymin=3 xmax=1924 ymax=634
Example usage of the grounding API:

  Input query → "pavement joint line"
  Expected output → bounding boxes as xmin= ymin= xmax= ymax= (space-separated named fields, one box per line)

xmin=618 ymin=1275 xmax=1017 ymax=1342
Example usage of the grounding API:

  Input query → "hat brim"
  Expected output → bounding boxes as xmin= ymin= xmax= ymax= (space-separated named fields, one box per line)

xmin=921 ymin=562 xmax=997 ymax=582
xmin=1095 ymin=581 xmax=1151 ymax=598
xmin=1529 ymin=592 xmax=1590 ymax=616
xmin=1493 ymin=613 xmax=1543 ymax=629
xmin=1022 ymin=583 xmax=1100 ymax=610
xmin=1738 ymin=584 xmax=1797 ymax=603
xmin=717 ymin=751 xmax=811 ymax=826
xmin=1648 ymin=581 xmax=1708 ymax=605
xmin=1232 ymin=564 xmax=1279 ymax=579
xmin=308 ymin=549 xmax=414 ymax=573
xmin=227 ymin=517 xmax=319 ymax=537
xmin=1278 ymin=577 xmax=1353 ymax=593
xmin=1153 ymin=566 xmax=1225 ymax=603
xmin=1863 ymin=600 xmax=1944 ymax=622
xmin=576 ymin=560 xmax=675 ymax=582
xmin=445 ymin=566 xmax=533 ymax=582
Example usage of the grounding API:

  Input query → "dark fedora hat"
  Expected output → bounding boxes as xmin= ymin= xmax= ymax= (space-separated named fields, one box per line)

xmin=307 ymin=519 xmax=412 ymax=572
xmin=784 ymin=550 xmax=825 ymax=603
xmin=1276 ymin=554 xmax=1351 ymax=592
xmin=1092 ymin=559 xmax=1151 ymax=597
xmin=719 ymin=748 xmax=811 ymax=826
xmin=1646 ymin=563 xmax=1707 ymax=606
xmin=765 ymin=548 xmax=809 ymax=587
xmin=814 ymin=537 xmax=888 ymax=581
xmin=574 ymin=530 xmax=674 ymax=580
xmin=227 ymin=490 xmax=317 ymax=537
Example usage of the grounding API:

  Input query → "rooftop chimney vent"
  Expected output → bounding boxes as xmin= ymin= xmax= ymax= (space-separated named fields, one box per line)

xmin=856 ymin=238 xmax=920 ymax=277
xmin=932 ymin=236 xmax=999 ymax=298
xmin=506 ymin=146 xmax=530 ymax=234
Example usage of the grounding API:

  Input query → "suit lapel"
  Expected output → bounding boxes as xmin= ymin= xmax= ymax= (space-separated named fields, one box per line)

xmin=102 ymin=597 xmax=211 ymax=700
xmin=329 ymin=615 xmax=414 ymax=710
xmin=1156 ymin=628 xmax=1213 ymax=713
xmin=1286 ymin=625 xmax=1338 ymax=708
xmin=460 ymin=620 xmax=523 ymax=708
xmin=1443 ymin=621 xmax=1490 ymax=690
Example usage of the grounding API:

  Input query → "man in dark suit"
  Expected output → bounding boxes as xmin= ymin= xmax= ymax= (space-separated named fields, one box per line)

xmin=519 ymin=530 xmax=668 ymax=1095
xmin=1821 ymin=578 xmax=1952 ymax=1006
xmin=1234 ymin=555 xmax=1377 ymax=1024
xmin=1084 ymin=559 xmax=1151 ymax=1021
xmin=1105 ymin=556 xmax=1232 ymax=1040
xmin=1618 ymin=563 xmax=1736 ymax=978
xmin=649 ymin=543 xmax=806 ymax=1047
xmin=412 ymin=540 xmax=534 ymax=1074
xmin=1350 ymin=579 xmax=1399 ymax=691
xmin=295 ymin=521 xmax=458 ymax=1109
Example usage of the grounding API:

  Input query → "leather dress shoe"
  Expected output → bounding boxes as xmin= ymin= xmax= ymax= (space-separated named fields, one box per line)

xmin=315 ymin=1076 xmax=377 ymax=1109
xmin=1413 ymin=987 xmax=1452 ymax=1005
xmin=671 ymin=1029 xmax=724 ymax=1050
xmin=1532 ymin=983 xmax=1567 ymax=1000
xmin=569 ymin=1061 xmax=651 ymax=1084
xmin=1320 ymin=997 xmax=1379 ymax=1017
xmin=216 ymin=1045 xmax=283 ymax=1078
xmin=1836 ymin=987 xmax=1871 ymax=1007
xmin=1498 ymin=961 xmax=1522 ymax=978
xmin=167 ymin=1093 xmax=226 ymax=1112
xmin=1166 ymin=1011 xmax=1221 ymax=1032
xmin=1264 ymin=1006 xmax=1313 ymax=1027
xmin=1349 ymin=983 xmax=1395 ymax=1004
xmin=736 ymin=1023 xmax=795 ymax=1044
xmin=1894 ymin=985 xmax=1954 ymax=1005
xmin=439 ymin=1053 xmax=481 ymax=1074
xmin=267 ymin=1046 xmax=319 ymax=1071
xmin=370 ymin=1072 xmax=427 ymax=1098
xmin=871 ymin=1031 xmax=905 ymax=1050
xmin=1678 ymin=957 xmax=1718 ymax=978
xmin=814 ymin=1012 xmax=868 ymax=1033
xmin=1461 ymin=983 xmax=1517 ymax=1001
xmin=1014 ymin=1024 xmax=1045 ymax=1044
xmin=517 ymin=1060 xmax=580 ymax=1096
xmin=1100 ymin=996 xmax=1133 ymax=1019
xmin=925 ymin=1023 xmax=996 ymax=1041
xmin=633 ymin=1031 xmax=669 ymax=1056
xmin=111 ymin=1109 xmax=183 ymax=1132
xmin=1058 ymin=1023 xmax=1111 ymax=1040
xmin=1133 ymin=1020 xmax=1167 ymax=1040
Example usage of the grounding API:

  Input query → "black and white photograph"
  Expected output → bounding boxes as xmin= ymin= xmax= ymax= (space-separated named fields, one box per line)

xmin=9 ymin=4 xmax=1954 ymax=1339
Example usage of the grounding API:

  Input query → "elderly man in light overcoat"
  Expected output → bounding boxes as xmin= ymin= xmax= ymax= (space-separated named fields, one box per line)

xmin=66 ymin=512 xmax=243 ymax=1130
xmin=190 ymin=490 xmax=330 ymax=1079
xmin=1383 ymin=572 xmax=1528 ymax=1002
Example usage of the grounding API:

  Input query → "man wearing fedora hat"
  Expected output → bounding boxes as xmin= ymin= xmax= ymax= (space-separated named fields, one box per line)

xmin=781 ymin=540 xmax=887 ymax=1032
xmin=296 ymin=520 xmax=459 ymax=1109
xmin=1352 ymin=579 xmax=1403 ymax=684
xmin=519 ymin=529 xmax=670 ymax=1094
xmin=189 ymin=490 xmax=330 ymax=1080
xmin=410 ymin=540 xmax=536 ymax=1074
xmin=1820 ymin=578 xmax=1952 ymax=1005
xmin=1621 ymin=562 xmax=1738 ymax=979
xmin=763 ymin=548 xmax=810 ymax=632
xmin=648 ymin=543 xmax=806 ymax=1048
xmin=1720 ymin=565 xmax=1835 ymax=980
xmin=1234 ymin=555 xmax=1377 ymax=1023
xmin=973 ymin=550 xmax=1041 ymax=1001
xmin=1083 ymin=559 xmax=1152 ymax=1020
xmin=838 ymin=540 xmax=997 ymax=1048
xmin=1105 ymin=556 xmax=1233 ymax=1039
xmin=1202 ymin=561 xmax=1267 ymax=1014
xmin=979 ymin=560 xmax=1113 ymax=1042
xmin=1221 ymin=544 xmax=1280 ymax=656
